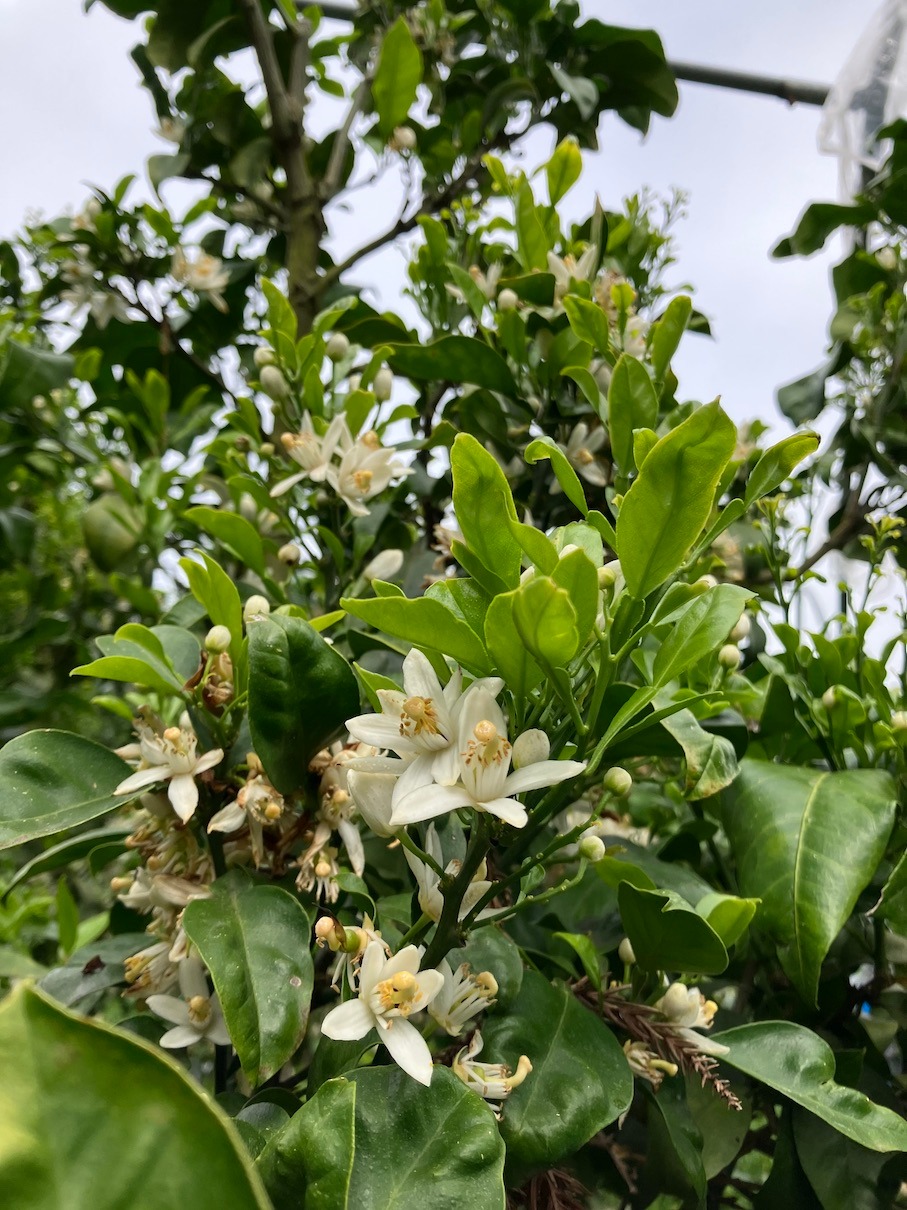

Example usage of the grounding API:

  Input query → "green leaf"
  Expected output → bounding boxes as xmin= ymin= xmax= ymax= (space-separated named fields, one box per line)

xmin=563 ymin=296 xmax=610 ymax=355
xmin=508 ymin=519 xmax=558 ymax=573
xmin=180 ymin=553 xmax=245 ymax=682
xmin=617 ymin=883 xmax=728 ymax=975
xmin=616 ymin=401 xmax=737 ymax=598
xmin=652 ymin=584 xmax=752 ymax=687
xmin=513 ymin=576 xmax=579 ymax=668
xmin=716 ymin=1021 xmax=907 ymax=1152
xmin=546 ymin=137 xmax=583 ymax=204
xmin=2 ymin=826 xmax=132 ymax=898
xmin=71 ymin=655 xmax=183 ymax=695
xmin=183 ymin=871 xmax=314 ymax=1088
xmin=744 ymin=431 xmax=820 ymax=506
xmin=659 ymin=705 xmax=739 ymax=799
xmin=525 ymin=436 xmax=588 ymax=516
xmin=451 ymin=434 xmax=521 ymax=589
xmin=387 ymin=336 xmax=517 ymax=395
xmin=0 ymin=338 xmax=73 ymax=409
xmin=343 ymin=594 xmax=491 ymax=673
xmin=684 ymin=1073 xmax=751 ymax=1180
xmin=553 ymin=931 xmax=602 ymax=990
xmin=0 ymin=984 xmax=271 ymax=1208
xmin=484 ymin=591 xmax=543 ymax=699
xmin=695 ymin=892 xmax=759 ymax=949
xmin=456 ymin=927 xmax=524 ymax=1009
xmin=482 ymin=971 xmax=632 ymax=1176
xmin=551 ymin=546 xmax=599 ymax=644
xmin=0 ymin=730 xmax=132 ymax=850
xmin=722 ymin=760 xmax=897 ymax=1004
xmin=793 ymin=1105 xmax=902 ymax=1210
xmin=877 ymin=851 xmax=907 ymax=932
xmin=248 ymin=614 xmax=359 ymax=795
xmin=607 ymin=354 xmax=658 ymax=472
xmin=185 ymin=506 xmax=266 ymax=576
xmin=258 ymin=1068 xmax=506 ymax=1210
xmin=372 ymin=16 xmax=423 ymax=134
xmin=650 ymin=295 xmax=692 ymax=382
xmin=516 ymin=181 xmax=548 ymax=272
xmin=643 ymin=1077 xmax=706 ymax=1207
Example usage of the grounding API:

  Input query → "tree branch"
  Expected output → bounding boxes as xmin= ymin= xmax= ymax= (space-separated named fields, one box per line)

xmin=322 ymin=77 xmax=371 ymax=199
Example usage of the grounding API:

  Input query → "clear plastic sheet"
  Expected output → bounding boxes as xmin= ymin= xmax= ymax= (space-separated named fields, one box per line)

xmin=818 ymin=0 xmax=907 ymax=197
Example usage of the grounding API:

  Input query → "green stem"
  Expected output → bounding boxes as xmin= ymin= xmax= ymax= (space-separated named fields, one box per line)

xmin=397 ymin=911 xmax=433 ymax=949
xmin=397 ymin=828 xmax=446 ymax=880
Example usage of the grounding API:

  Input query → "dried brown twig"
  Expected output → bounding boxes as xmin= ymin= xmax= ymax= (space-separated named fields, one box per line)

xmin=507 ymin=1169 xmax=589 ymax=1210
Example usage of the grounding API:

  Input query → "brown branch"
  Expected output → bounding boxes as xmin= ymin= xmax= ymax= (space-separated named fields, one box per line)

xmin=322 ymin=77 xmax=371 ymax=199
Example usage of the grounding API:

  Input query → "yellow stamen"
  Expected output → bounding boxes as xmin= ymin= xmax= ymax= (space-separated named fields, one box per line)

xmin=375 ymin=970 xmax=419 ymax=1013
xmin=505 ymin=1055 xmax=533 ymax=1089
xmin=400 ymin=696 xmax=441 ymax=737
xmin=353 ymin=468 xmax=373 ymax=492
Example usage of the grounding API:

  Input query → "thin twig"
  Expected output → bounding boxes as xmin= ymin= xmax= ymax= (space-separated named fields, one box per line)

xmin=323 ymin=77 xmax=371 ymax=198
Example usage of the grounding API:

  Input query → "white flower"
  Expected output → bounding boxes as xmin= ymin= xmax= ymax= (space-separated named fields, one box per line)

xmin=115 ymin=720 xmax=223 ymax=824
xmin=155 ymin=117 xmax=186 ymax=143
xmin=654 ymin=982 xmax=729 ymax=1057
xmin=391 ymin=688 xmax=585 ymax=829
xmin=271 ymin=412 xmax=351 ymax=498
xmin=147 ymin=957 xmax=230 ymax=1049
xmin=296 ymin=845 xmax=340 ymax=902
xmin=562 ymin=422 xmax=607 ymax=488
xmin=446 ymin=262 xmax=502 ymax=305
xmin=347 ymin=650 xmax=503 ymax=810
xmin=346 ymin=769 xmax=399 ymax=838
xmin=326 ymin=429 xmax=412 ymax=518
xmin=116 ymin=869 xmax=207 ymax=914
xmin=208 ymin=768 xmax=285 ymax=867
xmin=363 ymin=548 xmax=405 ymax=582
xmin=428 ymin=960 xmax=497 ymax=1036
xmin=452 ymin=1029 xmax=532 ymax=1118
xmin=124 ymin=941 xmax=177 ymax=998
xmin=72 ymin=198 xmax=101 ymax=232
xmin=402 ymin=823 xmax=494 ymax=922
xmin=321 ymin=941 xmax=444 ymax=1085
xmin=622 ymin=315 xmax=650 ymax=358
xmin=172 ymin=248 xmax=230 ymax=313
xmin=548 ymin=245 xmax=598 ymax=301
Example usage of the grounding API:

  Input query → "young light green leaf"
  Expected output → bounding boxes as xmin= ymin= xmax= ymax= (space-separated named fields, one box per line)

xmin=343 ymin=594 xmax=491 ymax=673
xmin=694 ymin=892 xmax=759 ymax=949
xmin=563 ymin=296 xmax=610 ymax=355
xmin=608 ymin=354 xmax=658 ymax=472
xmin=653 ymin=584 xmax=753 ymax=686
xmin=513 ymin=576 xmax=579 ymax=668
xmin=484 ymin=591 xmax=544 ymax=699
xmin=525 ymin=436 xmax=588 ymax=516
xmin=184 ymin=506 xmax=266 ymax=576
xmin=650 ymin=295 xmax=692 ymax=382
xmin=372 ymin=16 xmax=423 ymax=134
xmin=744 ymin=431 xmax=820 ymax=506
xmin=546 ymin=136 xmax=583 ymax=204
xmin=451 ymin=433 xmax=521 ymax=589
xmin=551 ymin=546 xmax=600 ymax=644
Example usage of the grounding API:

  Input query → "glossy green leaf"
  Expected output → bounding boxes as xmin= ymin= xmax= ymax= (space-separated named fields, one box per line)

xmin=185 ymin=506 xmax=266 ymax=576
xmin=343 ymin=593 xmax=491 ymax=673
xmin=633 ymin=426 xmax=658 ymax=468
xmin=553 ymin=931 xmax=602 ymax=989
xmin=484 ymin=590 xmax=543 ymax=699
xmin=2 ymin=826 xmax=132 ymax=898
xmin=248 ymin=613 xmax=359 ymax=795
xmin=0 ymin=984 xmax=271 ymax=1209
xmin=71 ymin=654 xmax=183 ymax=695
xmin=456 ymin=927 xmax=524 ymax=1010
xmin=684 ymin=1073 xmax=751 ymax=1180
xmin=546 ymin=137 xmax=583 ymax=204
xmin=695 ymin=892 xmax=759 ymax=949
xmin=723 ymin=760 xmax=896 ymax=1004
xmin=659 ymin=706 xmax=739 ymax=799
xmin=744 ymin=431 xmax=820 ymax=506
xmin=608 ymin=354 xmax=658 ymax=471
xmin=617 ymin=883 xmax=728 ymax=975
xmin=183 ymin=872 xmax=313 ymax=1087
xmin=793 ymin=1105 xmax=902 ymax=1210
xmin=258 ymin=1067 xmax=506 ymax=1210
xmin=482 ymin=971 xmax=632 ymax=1176
xmin=372 ymin=16 xmax=423 ymax=134
xmin=180 ymin=553 xmax=246 ymax=682
xmin=715 ymin=1021 xmax=907 ymax=1152
xmin=650 ymin=295 xmax=692 ymax=382
xmin=877 ymin=850 xmax=907 ymax=933
xmin=642 ymin=1077 xmax=706 ymax=1207
xmin=524 ymin=436 xmax=588 ymax=516
xmin=516 ymin=181 xmax=548 ymax=272
xmin=513 ymin=576 xmax=579 ymax=668
xmin=387 ymin=337 xmax=517 ymax=396
xmin=616 ymin=401 xmax=737 ymax=598
xmin=451 ymin=434 xmax=521 ymax=589
xmin=508 ymin=519 xmax=558 ymax=573
xmin=563 ymin=295 xmax=610 ymax=355
xmin=551 ymin=545 xmax=599 ymax=644
xmin=653 ymin=584 xmax=753 ymax=686
xmin=0 ymin=730 xmax=132 ymax=850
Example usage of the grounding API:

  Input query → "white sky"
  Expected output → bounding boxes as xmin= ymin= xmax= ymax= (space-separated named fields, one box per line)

xmin=0 ymin=0 xmax=883 ymax=432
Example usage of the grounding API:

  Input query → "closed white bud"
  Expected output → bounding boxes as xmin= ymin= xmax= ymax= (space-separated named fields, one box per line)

xmin=718 ymin=644 xmax=741 ymax=670
xmin=695 ymin=574 xmax=719 ymax=591
xmin=618 ymin=937 xmax=636 ymax=965
xmin=253 ymin=346 xmax=276 ymax=368
xmin=390 ymin=125 xmax=417 ymax=152
xmin=259 ymin=364 xmax=291 ymax=402
xmin=603 ymin=766 xmax=632 ymax=797
xmin=729 ymin=613 xmax=751 ymax=643
xmin=347 ymin=373 xmax=362 ymax=392
xmin=892 ymin=710 xmax=907 ymax=730
xmin=373 ymin=366 xmax=394 ymax=401
xmin=497 ymin=288 xmax=519 ymax=311
xmin=579 ymin=834 xmax=606 ymax=862
xmin=363 ymin=548 xmax=404 ymax=581
xmin=660 ymin=981 xmax=693 ymax=1020
xmin=205 ymin=625 xmax=232 ymax=654
xmin=598 ymin=559 xmax=623 ymax=592
xmin=822 ymin=686 xmax=840 ymax=711
xmin=278 ymin=542 xmax=302 ymax=566
xmin=326 ymin=332 xmax=350 ymax=362
xmin=512 ymin=728 xmax=550 ymax=769
xmin=243 ymin=594 xmax=271 ymax=622
xmin=878 ymin=246 xmax=898 ymax=271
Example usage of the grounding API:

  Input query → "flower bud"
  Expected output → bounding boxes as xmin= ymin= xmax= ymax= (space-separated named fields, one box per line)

xmin=260 ymin=442 xmax=275 ymax=457
xmin=205 ymin=625 xmax=232 ymax=654
xmin=718 ymin=644 xmax=741 ymax=670
xmin=729 ymin=613 xmax=751 ymax=643
xmin=892 ymin=710 xmax=907 ymax=731
xmin=822 ymin=686 xmax=840 ymax=711
xmin=579 ymin=834 xmax=606 ymax=862
xmin=390 ymin=125 xmax=417 ymax=152
xmin=278 ymin=542 xmax=302 ymax=566
xmin=598 ymin=559 xmax=624 ymax=594
xmin=618 ymin=937 xmax=636 ymax=965
xmin=243 ymin=594 xmax=271 ymax=623
xmin=512 ymin=728 xmax=550 ymax=769
xmin=659 ymin=981 xmax=692 ymax=1021
xmin=497 ymin=288 xmax=519 ymax=311
xmin=314 ymin=916 xmax=346 ymax=952
xmin=363 ymin=548 xmax=404 ymax=581
xmin=253 ymin=346 xmax=276 ymax=368
xmin=603 ymin=766 xmax=632 ymax=798
xmin=326 ymin=332 xmax=350 ymax=362
xmin=259 ymin=364 xmax=291 ymax=402
xmin=347 ymin=373 xmax=362 ymax=392
xmin=695 ymin=574 xmax=719 ymax=591
xmin=878 ymin=246 xmax=898 ymax=271
xmin=373 ymin=366 xmax=394 ymax=401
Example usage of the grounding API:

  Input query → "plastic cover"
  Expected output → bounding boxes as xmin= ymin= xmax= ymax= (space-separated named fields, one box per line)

xmin=818 ymin=0 xmax=907 ymax=197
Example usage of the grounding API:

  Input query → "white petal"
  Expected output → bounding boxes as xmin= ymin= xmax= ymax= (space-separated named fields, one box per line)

xmin=269 ymin=470 xmax=308 ymax=498
xmin=457 ymin=688 xmax=507 ymax=748
xmin=411 ymin=968 xmax=445 ymax=1012
xmin=159 ymin=1025 xmax=203 ymax=1049
xmin=339 ymin=818 xmax=365 ymax=877
xmin=681 ymin=1028 xmax=730 ymax=1057
xmin=348 ymin=770 xmax=398 ymax=838
xmin=402 ymin=649 xmax=443 ymax=700
xmin=381 ymin=945 xmax=423 ymax=980
xmin=391 ymin=753 xmax=436 ymax=805
xmin=178 ymin=958 xmax=209 ymax=1001
xmin=207 ymin=802 xmax=245 ymax=833
xmin=431 ymin=744 xmax=461 ymax=787
xmin=382 ymin=1017 xmax=434 ymax=1086
xmin=502 ymin=759 xmax=586 ymax=797
xmin=391 ymin=783 xmax=475 ymax=827
xmin=579 ymin=463 xmax=608 ymax=487
xmin=347 ymin=713 xmax=415 ymax=753
xmin=146 ymin=995 xmax=191 ymax=1027
xmin=115 ymin=766 xmax=168 ymax=797
xmin=168 ymin=775 xmax=199 ymax=823
xmin=480 ymin=797 xmax=528 ymax=828
xmin=358 ymin=940 xmax=387 ymax=996
xmin=193 ymin=748 xmax=224 ymax=775
xmin=321 ymin=998 xmax=375 ymax=1041
xmin=207 ymin=1017 xmax=232 ymax=1047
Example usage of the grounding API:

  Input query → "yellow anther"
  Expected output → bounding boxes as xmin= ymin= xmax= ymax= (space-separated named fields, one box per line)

xmin=476 ymin=971 xmax=498 ymax=997
xmin=474 ymin=720 xmax=497 ymax=744
xmin=187 ymin=994 xmax=211 ymax=1026
xmin=505 ymin=1055 xmax=533 ymax=1089
xmin=375 ymin=970 xmax=419 ymax=1013
xmin=353 ymin=469 xmax=373 ymax=492
xmin=264 ymin=801 xmax=282 ymax=821
xmin=163 ymin=726 xmax=182 ymax=743
xmin=314 ymin=859 xmax=333 ymax=878
xmin=360 ymin=430 xmax=380 ymax=449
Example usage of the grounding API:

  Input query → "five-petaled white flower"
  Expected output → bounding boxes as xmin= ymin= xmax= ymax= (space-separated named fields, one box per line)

xmin=147 ymin=957 xmax=230 ymax=1049
xmin=390 ymin=688 xmax=585 ymax=829
xmin=548 ymin=245 xmax=599 ymax=301
xmin=326 ymin=429 xmax=412 ymax=517
xmin=429 ymin=960 xmax=497 ymax=1036
xmin=452 ymin=1029 xmax=532 ymax=1118
xmin=271 ymin=412 xmax=350 ymax=498
xmin=172 ymin=248 xmax=230 ymax=313
xmin=320 ymin=941 xmax=444 ymax=1085
xmin=115 ymin=719 xmax=223 ymax=823
xmin=347 ymin=650 xmax=503 ymax=809
xmin=563 ymin=422 xmax=608 ymax=488
xmin=653 ymin=982 xmax=729 ymax=1057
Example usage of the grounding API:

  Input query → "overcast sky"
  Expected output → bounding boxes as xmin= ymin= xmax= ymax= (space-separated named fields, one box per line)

xmin=0 ymin=0 xmax=882 ymax=432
